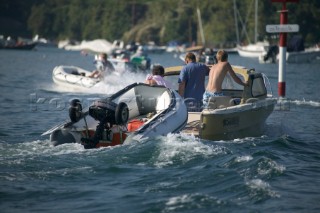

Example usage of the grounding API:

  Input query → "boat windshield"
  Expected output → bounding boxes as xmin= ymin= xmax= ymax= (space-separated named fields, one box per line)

xmin=163 ymin=72 xmax=245 ymax=92
xmin=262 ymin=73 xmax=273 ymax=97
xmin=222 ymin=73 xmax=245 ymax=90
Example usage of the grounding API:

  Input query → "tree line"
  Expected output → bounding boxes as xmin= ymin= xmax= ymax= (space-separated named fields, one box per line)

xmin=1 ymin=0 xmax=319 ymax=47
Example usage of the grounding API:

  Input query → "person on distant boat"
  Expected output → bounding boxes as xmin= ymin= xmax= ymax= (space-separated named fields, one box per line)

xmin=89 ymin=53 xmax=115 ymax=78
xmin=145 ymin=65 xmax=173 ymax=88
xmin=203 ymin=49 xmax=247 ymax=108
xmin=131 ymin=46 xmax=151 ymax=70
xmin=131 ymin=45 xmax=147 ymax=58
xmin=178 ymin=52 xmax=210 ymax=111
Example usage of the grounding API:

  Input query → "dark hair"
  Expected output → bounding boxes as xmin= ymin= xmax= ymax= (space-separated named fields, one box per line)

xmin=100 ymin=53 xmax=107 ymax=60
xmin=185 ymin=52 xmax=196 ymax=62
xmin=152 ymin=65 xmax=165 ymax=76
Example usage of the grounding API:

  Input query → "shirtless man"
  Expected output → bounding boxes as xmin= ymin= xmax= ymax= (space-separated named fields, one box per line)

xmin=203 ymin=49 xmax=247 ymax=107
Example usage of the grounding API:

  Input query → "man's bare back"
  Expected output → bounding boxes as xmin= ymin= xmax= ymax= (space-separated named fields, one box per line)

xmin=206 ymin=61 xmax=231 ymax=92
xmin=206 ymin=58 xmax=246 ymax=93
xmin=203 ymin=49 xmax=247 ymax=108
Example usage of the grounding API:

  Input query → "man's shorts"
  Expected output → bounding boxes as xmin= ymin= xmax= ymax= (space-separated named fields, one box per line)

xmin=202 ymin=90 xmax=224 ymax=108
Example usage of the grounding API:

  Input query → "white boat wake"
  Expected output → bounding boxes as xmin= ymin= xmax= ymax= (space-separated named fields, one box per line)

xmin=42 ymin=70 xmax=148 ymax=95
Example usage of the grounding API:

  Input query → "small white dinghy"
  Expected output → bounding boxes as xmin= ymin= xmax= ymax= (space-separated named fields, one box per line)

xmin=52 ymin=58 xmax=138 ymax=90
xmin=52 ymin=65 xmax=102 ymax=89
xmin=42 ymin=83 xmax=188 ymax=149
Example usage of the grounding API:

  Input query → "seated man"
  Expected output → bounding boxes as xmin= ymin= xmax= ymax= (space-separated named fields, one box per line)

xmin=89 ymin=53 xmax=115 ymax=78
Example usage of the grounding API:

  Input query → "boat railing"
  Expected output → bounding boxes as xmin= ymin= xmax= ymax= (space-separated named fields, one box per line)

xmin=262 ymin=73 xmax=273 ymax=97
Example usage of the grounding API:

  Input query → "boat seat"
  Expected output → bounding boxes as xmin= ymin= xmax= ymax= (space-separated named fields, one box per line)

xmin=207 ymin=96 xmax=236 ymax=109
xmin=156 ymin=90 xmax=171 ymax=113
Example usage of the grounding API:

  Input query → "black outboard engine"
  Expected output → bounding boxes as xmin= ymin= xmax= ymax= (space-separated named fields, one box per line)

xmin=82 ymin=99 xmax=129 ymax=149
xmin=263 ymin=45 xmax=279 ymax=63
xmin=89 ymin=99 xmax=118 ymax=126
xmin=69 ymin=99 xmax=83 ymax=122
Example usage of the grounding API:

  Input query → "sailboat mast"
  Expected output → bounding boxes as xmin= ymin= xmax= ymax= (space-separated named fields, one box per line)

xmin=233 ymin=0 xmax=240 ymax=44
xmin=197 ymin=8 xmax=205 ymax=46
xmin=255 ymin=0 xmax=258 ymax=43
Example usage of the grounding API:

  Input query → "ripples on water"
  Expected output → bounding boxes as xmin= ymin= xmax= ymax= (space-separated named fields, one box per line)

xmin=0 ymin=48 xmax=320 ymax=212
xmin=0 ymin=135 xmax=283 ymax=212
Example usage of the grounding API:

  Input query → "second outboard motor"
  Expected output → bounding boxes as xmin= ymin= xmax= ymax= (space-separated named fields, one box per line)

xmin=69 ymin=99 xmax=83 ymax=122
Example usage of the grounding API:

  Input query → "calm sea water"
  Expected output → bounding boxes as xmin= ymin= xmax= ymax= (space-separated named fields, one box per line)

xmin=0 ymin=47 xmax=320 ymax=213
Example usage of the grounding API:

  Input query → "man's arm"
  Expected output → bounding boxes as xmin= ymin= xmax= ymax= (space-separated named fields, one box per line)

xmin=178 ymin=81 xmax=186 ymax=97
xmin=178 ymin=67 xmax=187 ymax=97
xmin=227 ymin=63 xmax=247 ymax=86
xmin=206 ymin=65 xmax=210 ymax=75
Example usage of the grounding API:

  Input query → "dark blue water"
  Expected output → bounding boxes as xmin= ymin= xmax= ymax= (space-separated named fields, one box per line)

xmin=1 ymin=47 xmax=320 ymax=213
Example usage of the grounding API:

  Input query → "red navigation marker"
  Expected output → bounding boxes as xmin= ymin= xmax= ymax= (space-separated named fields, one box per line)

xmin=271 ymin=0 xmax=299 ymax=98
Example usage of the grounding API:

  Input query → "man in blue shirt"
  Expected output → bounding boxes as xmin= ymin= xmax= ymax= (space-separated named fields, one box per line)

xmin=178 ymin=52 xmax=210 ymax=111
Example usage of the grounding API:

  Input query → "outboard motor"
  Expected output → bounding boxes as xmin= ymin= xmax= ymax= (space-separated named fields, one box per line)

xmin=82 ymin=99 xmax=129 ymax=149
xmin=69 ymin=99 xmax=83 ymax=122
xmin=263 ymin=45 xmax=279 ymax=63
xmin=89 ymin=99 xmax=118 ymax=125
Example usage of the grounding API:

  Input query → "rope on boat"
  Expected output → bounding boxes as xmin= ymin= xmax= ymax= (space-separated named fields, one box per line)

xmin=83 ymin=115 xmax=89 ymax=138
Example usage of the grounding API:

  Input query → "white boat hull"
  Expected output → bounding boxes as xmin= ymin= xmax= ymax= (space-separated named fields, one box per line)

xmin=237 ymin=42 xmax=269 ymax=58
xmin=52 ymin=65 xmax=101 ymax=89
xmin=259 ymin=48 xmax=320 ymax=64
xmin=52 ymin=61 xmax=133 ymax=90
xmin=199 ymin=98 xmax=276 ymax=140
xmin=286 ymin=49 xmax=320 ymax=63
xmin=164 ymin=65 xmax=276 ymax=140
xmin=43 ymin=83 xmax=188 ymax=148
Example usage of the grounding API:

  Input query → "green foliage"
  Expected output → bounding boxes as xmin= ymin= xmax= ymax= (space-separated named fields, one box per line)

xmin=1 ymin=0 xmax=319 ymax=46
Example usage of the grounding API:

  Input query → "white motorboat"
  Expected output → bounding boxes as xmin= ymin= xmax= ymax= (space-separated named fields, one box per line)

xmin=235 ymin=0 xmax=270 ymax=59
xmin=163 ymin=65 xmax=276 ymax=140
xmin=286 ymin=47 xmax=320 ymax=63
xmin=285 ymin=36 xmax=320 ymax=63
xmin=259 ymin=46 xmax=320 ymax=64
xmin=237 ymin=42 xmax=270 ymax=58
xmin=42 ymin=83 xmax=188 ymax=148
xmin=62 ymin=39 xmax=114 ymax=53
xmin=179 ymin=45 xmax=217 ymax=64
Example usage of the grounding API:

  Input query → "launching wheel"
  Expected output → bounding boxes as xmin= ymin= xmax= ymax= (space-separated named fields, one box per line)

xmin=115 ymin=102 xmax=129 ymax=125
